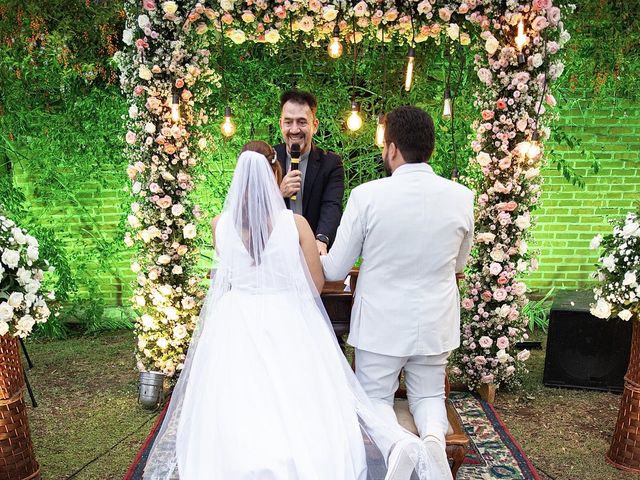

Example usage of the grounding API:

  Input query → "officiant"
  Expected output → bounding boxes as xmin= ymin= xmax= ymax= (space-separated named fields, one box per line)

xmin=275 ymin=90 xmax=344 ymax=255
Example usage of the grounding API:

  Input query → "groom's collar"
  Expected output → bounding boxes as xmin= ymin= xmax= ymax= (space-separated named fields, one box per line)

xmin=392 ymin=162 xmax=433 ymax=176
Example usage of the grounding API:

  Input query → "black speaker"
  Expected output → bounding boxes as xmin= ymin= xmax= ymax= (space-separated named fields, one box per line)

xmin=543 ymin=290 xmax=632 ymax=393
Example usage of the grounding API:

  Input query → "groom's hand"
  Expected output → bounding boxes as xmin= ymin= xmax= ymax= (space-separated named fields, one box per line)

xmin=280 ymin=170 xmax=302 ymax=198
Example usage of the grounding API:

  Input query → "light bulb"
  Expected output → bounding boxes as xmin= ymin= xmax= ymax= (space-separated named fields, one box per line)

xmin=171 ymin=90 xmax=180 ymax=122
xmin=515 ymin=19 xmax=528 ymax=64
xmin=328 ymin=25 xmax=343 ymax=59
xmin=442 ymin=87 xmax=452 ymax=119
xmin=220 ymin=106 xmax=236 ymax=137
xmin=517 ymin=141 xmax=531 ymax=157
xmin=526 ymin=131 xmax=541 ymax=159
xmin=404 ymin=47 xmax=416 ymax=92
xmin=347 ymin=101 xmax=363 ymax=132
xmin=375 ymin=113 xmax=385 ymax=148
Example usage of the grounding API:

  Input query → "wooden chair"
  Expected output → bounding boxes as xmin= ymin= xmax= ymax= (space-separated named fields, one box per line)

xmin=320 ymin=270 xmax=470 ymax=478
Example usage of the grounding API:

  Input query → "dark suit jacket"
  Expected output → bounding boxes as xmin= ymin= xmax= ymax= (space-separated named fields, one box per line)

xmin=274 ymin=143 xmax=344 ymax=246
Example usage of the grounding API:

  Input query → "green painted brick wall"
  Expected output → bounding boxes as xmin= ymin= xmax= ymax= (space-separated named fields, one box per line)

xmin=527 ymin=97 xmax=640 ymax=292
xmin=13 ymin=95 xmax=640 ymax=306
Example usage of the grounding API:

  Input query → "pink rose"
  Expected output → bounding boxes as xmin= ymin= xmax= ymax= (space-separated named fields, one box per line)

xmin=481 ymin=374 xmax=495 ymax=384
xmin=481 ymin=291 xmax=492 ymax=302
xmin=489 ymin=262 xmax=502 ymax=275
xmin=493 ymin=288 xmax=507 ymax=301
xmin=149 ymin=183 xmax=161 ymax=193
xmin=474 ymin=355 xmax=487 ymax=365
xmin=143 ymin=0 xmax=156 ymax=10
xmin=532 ymin=16 xmax=548 ymax=31
xmin=481 ymin=110 xmax=495 ymax=120
xmin=458 ymin=3 xmax=469 ymax=14
xmin=462 ymin=298 xmax=475 ymax=310
xmin=496 ymin=336 xmax=509 ymax=349
xmin=496 ymin=99 xmax=507 ymax=110
xmin=497 ymin=275 xmax=508 ymax=285
xmin=438 ymin=7 xmax=452 ymax=21
xmin=499 ymin=157 xmax=512 ymax=170
xmin=508 ymin=309 xmax=520 ymax=321
xmin=157 ymin=195 xmax=172 ymax=209
xmin=125 ymin=131 xmax=137 ymax=144
xmin=512 ymin=282 xmax=527 ymax=296
xmin=508 ymin=327 xmax=518 ymax=337
xmin=479 ymin=336 xmax=493 ymax=348
xmin=547 ymin=7 xmax=561 ymax=25
xmin=517 ymin=350 xmax=530 ymax=362
xmin=134 ymin=85 xmax=144 ymax=96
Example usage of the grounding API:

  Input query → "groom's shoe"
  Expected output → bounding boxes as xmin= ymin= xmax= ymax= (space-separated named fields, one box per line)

xmin=384 ymin=437 xmax=419 ymax=480
xmin=422 ymin=435 xmax=453 ymax=480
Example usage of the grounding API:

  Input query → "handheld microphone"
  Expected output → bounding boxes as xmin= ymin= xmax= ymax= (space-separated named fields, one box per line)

xmin=290 ymin=143 xmax=301 ymax=201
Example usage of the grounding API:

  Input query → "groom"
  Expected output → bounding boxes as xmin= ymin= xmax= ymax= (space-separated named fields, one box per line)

xmin=321 ymin=106 xmax=474 ymax=479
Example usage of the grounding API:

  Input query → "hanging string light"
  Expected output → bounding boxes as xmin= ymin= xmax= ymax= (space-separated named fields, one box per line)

xmin=327 ymin=24 xmax=343 ymax=59
xmin=220 ymin=106 xmax=236 ymax=137
xmin=375 ymin=26 xmax=387 ymax=148
xmin=347 ymin=13 xmax=362 ymax=132
xmin=519 ymin=39 xmax=548 ymax=160
xmin=347 ymin=101 xmax=363 ymax=131
xmin=218 ymin=19 xmax=236 ymax=138
xmin=171 ymin=87 xmax=180 ymax=123
xmin=442 ymin=86 xmax=452 ymax=119
xmin=515 ymin=18 xmax=528 ymax=65
xmin=404 ymin=13 xmax=417 ymax=92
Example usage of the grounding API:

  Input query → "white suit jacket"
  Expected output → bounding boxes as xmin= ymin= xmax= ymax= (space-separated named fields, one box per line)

xmin=321 ymin=163 xmax=474 ymax=357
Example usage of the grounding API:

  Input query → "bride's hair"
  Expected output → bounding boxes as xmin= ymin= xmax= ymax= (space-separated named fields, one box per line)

xmin=241 ymin=140 xmax=282 ymax=185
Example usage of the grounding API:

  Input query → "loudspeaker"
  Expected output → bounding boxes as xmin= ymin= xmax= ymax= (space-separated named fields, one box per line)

xmin=543 ymin=290 xmax=632 ymax=393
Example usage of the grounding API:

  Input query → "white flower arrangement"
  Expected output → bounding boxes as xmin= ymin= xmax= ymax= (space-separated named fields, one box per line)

xmin=590 ymin=209 xmax=640 ymax=322
xmin=0 ymin=215 xmax=54 ymax=338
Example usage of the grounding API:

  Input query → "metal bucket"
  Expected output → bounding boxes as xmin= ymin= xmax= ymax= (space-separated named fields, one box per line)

xmin=138 ymin=371 xmax=165 ymax=409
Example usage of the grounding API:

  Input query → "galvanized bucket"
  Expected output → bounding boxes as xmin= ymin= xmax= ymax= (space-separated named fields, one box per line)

xmin=138 ymin=371 xmax=165 ymax=409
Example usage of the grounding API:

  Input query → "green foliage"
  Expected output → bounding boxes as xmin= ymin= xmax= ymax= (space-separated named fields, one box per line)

xmin=522 ymin=288 xmax=555 ymax=332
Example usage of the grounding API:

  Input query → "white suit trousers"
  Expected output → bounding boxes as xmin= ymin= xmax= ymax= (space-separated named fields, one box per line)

xmin=355 ymin=348 xmax=450 ymax=445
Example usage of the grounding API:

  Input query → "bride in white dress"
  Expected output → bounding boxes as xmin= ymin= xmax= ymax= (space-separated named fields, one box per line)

xmin=142 ymin=142 xmax=430 ymax=480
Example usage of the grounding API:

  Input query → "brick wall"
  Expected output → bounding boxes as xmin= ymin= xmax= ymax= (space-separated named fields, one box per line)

xmin=527 ymin=97 xmax=640 ymax=292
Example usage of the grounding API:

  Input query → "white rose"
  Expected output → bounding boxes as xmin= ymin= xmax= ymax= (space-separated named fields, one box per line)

xmin=228 ymin=29 xmax=247 ymax=44
xmin=321 ymin=6 xmax=338 ymax=21
xmin=1 ymin=249 xmax=20 ymax=269
xmin=518 ymin=240 xmax=528 ymax=255
xmin=129 ymin=105 xmax=139 ymax=119
xmin=17 ymin=314 xmax=35 ymax=333
xmin=524 ymin=167 xmax=539 ymax=180
xmin=12 ymin=227 xmax=26 ymax=244
xmin=27 ymin=245 xmax=38 ymax=262
xmin=171 ymin=204 xmax=185 ymax=216
xmin=0 ymin=321 xmax=8 ymax=336
xmin=476 ymin=232 xmax=496 ymax=244
xmin=141 ymin=314 xmax=156 ymax=329
xmin=446 ymin=23 xmax=459 ymax=41
xmin=156 ymin=337 xmax=169 ymax=349
xmin=264 ymin=29 xmax=280 ymax=44
xmin=17 ymin=267 xmax=30 ymax=284
xmin=0 ymin=302 xmax=14 ymax=321
xmin=476 ymin=152 xmax=491 ymax=167
xmin=220 ymin=0 xmax=234 ymax=10
xmin=162 ymin=1 xmax=178 ymax=15
xmin=8 ymin=292 xmax=24 ymax=308
xmin=602 ymin=254 xmax=616 ymax=272
xmin=172 ymin=265 xmax=183 ymax=275
xmin=496 ymin=349 xmax=510 ymax=364
xmin=173 ymin=324 xmax=187 ymax=340
xmin=183 ymin=224 xmax=197 ymax=239
xmin=514 ymin=213 xmax=531 ymax=230
xmin=131 ymin=262 xmax=142 ymax=273
xmin=622 ymin=221 xmax=640 ymax=238
xmin=122 ymin=29 xmax=134 ymax=46
xmin=590 ymin=298 xmax=612 ymax=319
xmin=128 ymin=214 xmax=141 ymax=229
xmin=158 ymin=255 xmax=172 ymax=265
xmin=137 ymin=14 xmax=151 ymax=28
xmin=139 ymin=65 xmax=153 ymax=81
xmin=618 ymin=309 xmax=633 ymax=321
xmin=485 ymin=36 xmax=499 ymax=55
xmin=145 ymin=122 xmax=156 ymax=134
xmin=623 ymin=271 xmax=637 ymax=287
xmin=589 ymin=234 xmax=603 ymax=250
xmin=164 ymin=306 xmax=179 ymax=321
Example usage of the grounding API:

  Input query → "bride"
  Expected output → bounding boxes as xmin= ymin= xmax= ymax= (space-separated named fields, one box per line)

xmin=142 ymin=141 xmax=430 ymax=480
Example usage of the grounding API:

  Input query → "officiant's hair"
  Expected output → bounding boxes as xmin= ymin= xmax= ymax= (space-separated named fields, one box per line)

xmin=241 ymin=140 xmax=283 ymax=185
xmin=280 ymin=90 xmax=318 ymax=115
xmin=385 ymin=106 xmax=435 ymax=164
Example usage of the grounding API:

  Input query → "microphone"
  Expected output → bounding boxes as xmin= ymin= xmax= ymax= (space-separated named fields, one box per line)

xmin=290 ymin=143 xmax=301 ymax=201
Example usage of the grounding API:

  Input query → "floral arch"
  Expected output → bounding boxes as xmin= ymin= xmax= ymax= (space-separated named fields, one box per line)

xmin=116 ymin=0 xmax=569 ymax=390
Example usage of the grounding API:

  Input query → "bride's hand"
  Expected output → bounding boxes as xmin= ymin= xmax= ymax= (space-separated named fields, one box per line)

xmin=280 ymin=170 xmax=302 ymax=198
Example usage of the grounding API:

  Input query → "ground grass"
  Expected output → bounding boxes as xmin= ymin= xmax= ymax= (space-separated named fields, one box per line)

xmin=21 ymin=329 xmax=640 ymax=479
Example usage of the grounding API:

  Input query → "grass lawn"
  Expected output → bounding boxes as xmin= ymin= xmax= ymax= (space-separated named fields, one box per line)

xmin=21 ymin=329 xmax=639 ymax=479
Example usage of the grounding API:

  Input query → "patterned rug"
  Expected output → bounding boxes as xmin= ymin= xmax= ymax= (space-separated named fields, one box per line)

xmin=125 ymin=391 xmax=539 ymax=480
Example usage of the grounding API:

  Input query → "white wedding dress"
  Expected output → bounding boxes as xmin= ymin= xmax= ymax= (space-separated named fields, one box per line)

xmin=142 ymin=151 xmax=428 ymax=480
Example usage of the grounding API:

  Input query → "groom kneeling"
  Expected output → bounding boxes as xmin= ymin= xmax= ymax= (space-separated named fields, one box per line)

xmin=321 ymin=106 xmax=474 ymax=479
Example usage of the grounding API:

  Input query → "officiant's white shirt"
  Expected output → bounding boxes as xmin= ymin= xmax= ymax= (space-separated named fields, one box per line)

xmin=321 ymin=162 xmax=474 ymax=357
